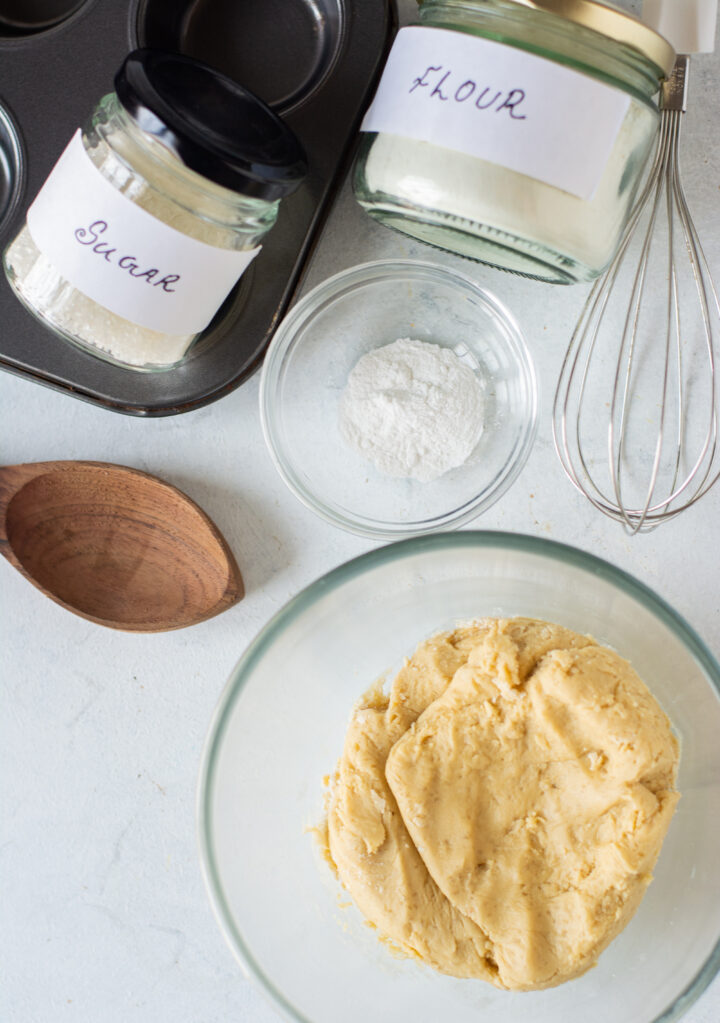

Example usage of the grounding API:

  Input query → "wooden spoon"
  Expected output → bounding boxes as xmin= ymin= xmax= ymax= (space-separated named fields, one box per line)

xmin=0 ymin=461 xmax=244 ymax=632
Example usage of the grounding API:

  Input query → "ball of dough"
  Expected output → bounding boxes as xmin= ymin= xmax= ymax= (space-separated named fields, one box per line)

xmin=326 ymin=618 xmax=680 ymax=990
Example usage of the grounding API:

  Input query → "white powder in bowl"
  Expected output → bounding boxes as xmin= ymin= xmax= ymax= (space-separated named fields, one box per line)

xmin=339 ymin=338 xmax=484 ymax=483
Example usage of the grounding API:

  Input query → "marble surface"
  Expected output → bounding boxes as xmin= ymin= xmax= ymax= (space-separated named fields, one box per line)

xmin=2 ymin=5 xmax=720 ymax=1021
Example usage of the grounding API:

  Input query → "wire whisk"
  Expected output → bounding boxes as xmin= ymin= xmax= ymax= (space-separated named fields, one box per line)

xmin=552 ymin=57 xmax=720 ymax=533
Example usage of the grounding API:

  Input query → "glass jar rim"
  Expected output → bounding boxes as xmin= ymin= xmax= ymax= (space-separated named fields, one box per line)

xmin=493 ymin=0 xmax=675 ymax=75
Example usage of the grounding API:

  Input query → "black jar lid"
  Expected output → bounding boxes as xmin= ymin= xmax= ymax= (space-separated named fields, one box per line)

xmin=114 ymin=49 xmax=308 ymax=201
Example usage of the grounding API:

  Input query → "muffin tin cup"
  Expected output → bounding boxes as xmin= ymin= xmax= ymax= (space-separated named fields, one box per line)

xmin=0 ymin=0 xmax=394 ymax=414
xmin=136 ymin=0 xmax=345 ymax=115
xmin=0 ymin=0 xmax=88 ymax=34
xmin=0 ymin=101 xmax=22 ymax=233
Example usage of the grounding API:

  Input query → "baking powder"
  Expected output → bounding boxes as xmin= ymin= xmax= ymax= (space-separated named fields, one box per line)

xmin=339 ymin=337 xmax=484 ymax=483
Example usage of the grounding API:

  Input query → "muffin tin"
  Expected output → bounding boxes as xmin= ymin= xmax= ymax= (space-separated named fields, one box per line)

xmin=0 ymin=0 xmax=393 ymax=414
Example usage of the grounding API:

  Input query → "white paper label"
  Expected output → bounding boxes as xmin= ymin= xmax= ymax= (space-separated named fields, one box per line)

xmin=26 ymin=131 xmax=260 ymax=335
xmin=361 ymin=26 xmax=632 ymax=200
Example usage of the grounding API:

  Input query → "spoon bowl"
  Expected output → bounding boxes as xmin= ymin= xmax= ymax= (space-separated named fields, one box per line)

xmin=0 ymin=461 xmax=243 ymax=631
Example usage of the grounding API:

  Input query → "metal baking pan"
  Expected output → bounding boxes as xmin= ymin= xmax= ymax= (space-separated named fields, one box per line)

xmin=0 ymin=0 xmax=394 ymax=415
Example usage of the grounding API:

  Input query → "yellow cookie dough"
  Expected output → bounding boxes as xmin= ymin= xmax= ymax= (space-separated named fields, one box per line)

xmin=325 ymin=618 xmax=680 ymax=990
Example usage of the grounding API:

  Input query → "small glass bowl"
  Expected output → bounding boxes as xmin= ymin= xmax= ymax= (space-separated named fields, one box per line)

xmin=259 ymin=259 xmax=538 ymax=539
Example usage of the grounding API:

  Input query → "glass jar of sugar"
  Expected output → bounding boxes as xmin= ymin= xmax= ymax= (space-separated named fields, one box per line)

xmin=3 ymin=49 xmax=307 ymax=370
xmin=353 ymin=0 xmax=674 ymax=284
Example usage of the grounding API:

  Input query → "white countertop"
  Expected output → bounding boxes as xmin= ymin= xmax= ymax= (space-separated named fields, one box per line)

xmin=3 ymin=6 xmax=720 ymax=1021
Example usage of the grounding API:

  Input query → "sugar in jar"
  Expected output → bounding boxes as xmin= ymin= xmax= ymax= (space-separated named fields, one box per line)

xmin=3 ymin=49 xmax=307 ymax=369
xmin=353 ymin=0 xmax=674 ymax=283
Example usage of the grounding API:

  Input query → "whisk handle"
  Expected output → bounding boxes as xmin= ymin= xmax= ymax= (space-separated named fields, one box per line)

xmin=662 ymin=57 xmax=690 ymax=111
xmin=643 ymin=0 xmax=718 ymax=55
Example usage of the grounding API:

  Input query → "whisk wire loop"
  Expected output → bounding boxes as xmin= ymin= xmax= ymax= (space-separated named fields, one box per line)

xmin=553 ymin=60 xmax=719 ymax=533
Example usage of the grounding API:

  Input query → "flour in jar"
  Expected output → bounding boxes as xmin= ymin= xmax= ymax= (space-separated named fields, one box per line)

xmin=339 ymin=338 xmax=484 ymax=482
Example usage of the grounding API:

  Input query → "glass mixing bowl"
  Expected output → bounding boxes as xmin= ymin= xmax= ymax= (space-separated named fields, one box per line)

xmin=198 ymin=533 xmax=720 ymax=1023
xmin=259 ymin=260 xmax=537 ymax=539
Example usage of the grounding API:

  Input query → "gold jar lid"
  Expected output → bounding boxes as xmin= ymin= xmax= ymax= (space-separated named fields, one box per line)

xmin=506 ymin=0 xmax=675 ymax=75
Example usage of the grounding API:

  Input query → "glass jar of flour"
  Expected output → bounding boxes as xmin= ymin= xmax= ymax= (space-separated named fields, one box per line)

xmin=3 ymin=50 xmax=307 ymax=369
xmin=353 ymin=0 xmax=674 ymax=283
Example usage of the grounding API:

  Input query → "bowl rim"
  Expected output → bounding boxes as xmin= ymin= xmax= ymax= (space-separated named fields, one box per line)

xmin=258 ymin=258 xmax=539 ymax=540
xmin=197 ymin=530 xmax=720 ymax=1023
